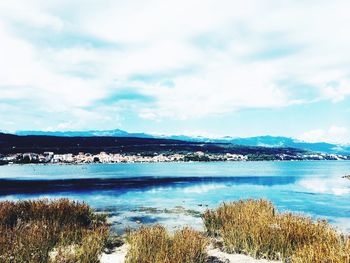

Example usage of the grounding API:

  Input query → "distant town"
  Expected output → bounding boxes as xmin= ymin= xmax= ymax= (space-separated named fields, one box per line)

xmin=0 ymin=151 xmax=349 ymax=165
xmin=1 ymin=132 xmax=349 ymax=165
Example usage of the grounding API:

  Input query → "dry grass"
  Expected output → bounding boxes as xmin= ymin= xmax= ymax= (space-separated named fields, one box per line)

xmin=126 ymin=225 xmax=208 ymax=263
xmin=203 ymin=199 xmax=350 ymax=262
xmin=291 ymin=237 xmax=350 ymax=263
xmin=0 ymin=199 xmax=109 ymax=263
xmin=2 ymin=198 xmax=349 ymax=262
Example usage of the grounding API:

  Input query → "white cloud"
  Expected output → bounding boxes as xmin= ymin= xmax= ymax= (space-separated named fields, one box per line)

xmin=0 ymin=1 xmax=64 ymax=30
xmin=319 ymin=80 xmax=350 ymax=102
xmin=298 ymin=126 xmax=349 ymax=144
xmin=0 ymin=0 xmax=350 ymax=131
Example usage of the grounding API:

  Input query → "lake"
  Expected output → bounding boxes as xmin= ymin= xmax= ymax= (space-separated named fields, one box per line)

xmin=0 ymin=161 xmax=349 ymax=234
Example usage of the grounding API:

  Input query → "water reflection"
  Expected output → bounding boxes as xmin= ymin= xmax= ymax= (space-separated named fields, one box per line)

xmin=0 ymin=161 xmax=349 ymax=233
xmin=0 ymin=175 xmax=298 ymax=195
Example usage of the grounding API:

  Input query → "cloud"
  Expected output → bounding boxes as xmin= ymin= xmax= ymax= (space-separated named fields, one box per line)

xmin=0 ymin=0 xmax=350 ymax=132
xmin=298 ymin=126 xmax=350 ymax=144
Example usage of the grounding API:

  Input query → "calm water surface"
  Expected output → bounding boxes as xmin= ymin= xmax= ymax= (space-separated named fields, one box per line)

xmin=0 ymin=161 xmax=349 ymax=233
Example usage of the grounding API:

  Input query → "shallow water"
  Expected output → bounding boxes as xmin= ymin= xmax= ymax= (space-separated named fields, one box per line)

xmin=0 ymin=161 xmax=349 ymax=233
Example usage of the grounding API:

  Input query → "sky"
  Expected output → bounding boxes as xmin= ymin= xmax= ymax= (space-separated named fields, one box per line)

xmin=0 ymin=0 xmax=350 ymax=144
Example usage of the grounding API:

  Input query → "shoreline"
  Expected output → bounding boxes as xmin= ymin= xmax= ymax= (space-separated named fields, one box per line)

xmin=1 ymin=150 xmax=349 ymax=165
xmin=2 ymin=158 xmax=350 ymax=166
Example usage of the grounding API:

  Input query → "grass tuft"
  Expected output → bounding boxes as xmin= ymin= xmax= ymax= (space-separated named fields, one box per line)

xmin=291 ymin=237 xmax=350 ymax=262
xmin=0 ymin=199 xmax=109 ymax=263
xmin=203 ymin=199 xmax=350 ymax=262
xmin=126 ymin=225 xmax=208 ymax=263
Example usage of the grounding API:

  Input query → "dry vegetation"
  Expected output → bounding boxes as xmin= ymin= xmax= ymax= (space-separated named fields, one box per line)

xmin=203 ymin=199 xmax=350 ymax=262
xmin=126 ymin=225 xmax=208 ymax=263
xmin=1 ymin=198 xmax=349 ymax=263
xmin=291 ymin=239 xmax=350 ymax=263
xmin=0 ymin=199 xmax=109 ymax=263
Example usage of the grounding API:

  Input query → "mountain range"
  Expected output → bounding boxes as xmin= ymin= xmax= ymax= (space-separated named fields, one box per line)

xmin=12 ymin=129 xmax=350 ymax=155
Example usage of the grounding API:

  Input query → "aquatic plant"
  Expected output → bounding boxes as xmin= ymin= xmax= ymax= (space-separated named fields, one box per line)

xmin=126 ymin=225 xmax=208 ymax=263
xmin=203 ymin=199 xmax=350 ymax=262
xmin=0 ymin=199 xmax=109 ymax=263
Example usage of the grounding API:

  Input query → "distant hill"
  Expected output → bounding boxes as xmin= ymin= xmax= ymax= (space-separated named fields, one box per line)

xmin=0 ymin=132 xmax=304 ymax=156
xmin=11 ymin=130 xmax=350 ymax=154
xmin=213 ymin=136 xmax=350 ymax=155
xmin=147 ymin=134 xmax=350 ymax=155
